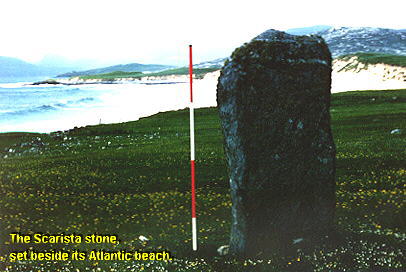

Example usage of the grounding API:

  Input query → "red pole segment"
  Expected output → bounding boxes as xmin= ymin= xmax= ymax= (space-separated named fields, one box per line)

xmin=191 ymin=160 xmax=196 ymax=218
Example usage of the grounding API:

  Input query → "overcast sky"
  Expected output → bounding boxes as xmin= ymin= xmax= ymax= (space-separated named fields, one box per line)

xmin=1 ymin=0 xmax=405 ymax=66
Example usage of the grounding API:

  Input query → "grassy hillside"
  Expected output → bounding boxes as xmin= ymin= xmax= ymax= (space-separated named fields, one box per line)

xmin=143 ymin=67 xmax=219 ymax=78
xmin=80 ymin=71 xmax=144 ymax=80
xmin=338 ymin=52 xmax=406 ymax=67
xmin=78 ymin=53 xmax=406 ymax=81
xmin=57 ymin=63 xmax=175 ymax=78
xmin=0 ymin=90 xmax=405 ymax=271
xmin=79 ymin=67 xmax=219 ymax=81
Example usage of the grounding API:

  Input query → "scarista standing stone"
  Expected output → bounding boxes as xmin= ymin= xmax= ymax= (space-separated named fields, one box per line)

xmin=217 ymin=30 xmax=336 ymax=255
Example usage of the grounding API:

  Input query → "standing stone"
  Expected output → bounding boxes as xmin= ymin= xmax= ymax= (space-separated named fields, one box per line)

xmin=217 ymin=30 xmax=336 ymax=256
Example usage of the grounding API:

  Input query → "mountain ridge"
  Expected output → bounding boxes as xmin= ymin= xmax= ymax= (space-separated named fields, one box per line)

xmin=182 ymin=27 xmax=406 ymax=69
xmin=0 ymin=56 xmax=97 ymax=78
xmin=2 ymin=26 xmax=405 ymax=78
xmin=316 ymin=27 xmax=406 ymax=57
xmin=0 ymin=56 xmax=46 ymax=77
xmin=56 ymin=63 xmax=176 ymax=78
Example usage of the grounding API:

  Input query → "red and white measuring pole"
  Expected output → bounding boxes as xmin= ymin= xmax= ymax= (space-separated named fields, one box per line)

xmin=189 ymin=44 xmax=197 ymax=251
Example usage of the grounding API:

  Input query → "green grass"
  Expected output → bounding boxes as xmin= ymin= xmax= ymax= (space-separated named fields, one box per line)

xmin=80 ymin=71 xmax=143 ymax=80
xmin=79 ymin=67 xmax=219 ymax=81
xmin=0 ymin=90 xmax=405 ymax=271
xmin=338 ymin=52 xmax=406 ymax=67
xmin=145 ymin=67 xmax=219 ymax=78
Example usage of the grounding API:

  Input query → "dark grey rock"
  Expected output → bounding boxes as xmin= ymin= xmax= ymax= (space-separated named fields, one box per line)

xmin=31 ymin=79 xmax=61 ymax=85
xmin=217 ymin=29 xmax=336 ymax=256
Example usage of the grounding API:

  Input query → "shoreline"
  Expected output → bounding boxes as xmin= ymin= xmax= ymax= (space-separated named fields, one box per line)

xmin=2 ymin=72 xmax=220 ymax=134
xmin=1 ymin=88 xmax=405 ymax=136
xmin=31 ymin=61 xmax=406 ymax=93
xmin=4 ymin=63 xmax=404 ymax=134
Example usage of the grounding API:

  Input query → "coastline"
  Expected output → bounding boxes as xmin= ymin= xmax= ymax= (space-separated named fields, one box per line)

xmin=1 ymin=72 xmax=220 ymax=134
xmin=49 ymin=70 xmax=220 ymax=86
xmin=4 ymin=64 xmax=403 ymax=134
xmin=35 ymin=61 xmax=406 ymax=93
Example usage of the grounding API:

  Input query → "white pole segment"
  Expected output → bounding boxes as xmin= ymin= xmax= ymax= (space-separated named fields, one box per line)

xmin=189 ymin=104 xmax=195 ymax=161
xmin=192 ymin=217 xmax=197 ymax=251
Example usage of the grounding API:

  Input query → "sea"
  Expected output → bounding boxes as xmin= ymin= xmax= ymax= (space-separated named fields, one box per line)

xmin=0 ymin=76 xmax=217 ymax=133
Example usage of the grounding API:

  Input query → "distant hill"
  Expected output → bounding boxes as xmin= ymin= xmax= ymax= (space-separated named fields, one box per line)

xmin=0 ymin=56 xmax=89 ymax=78
xmin=0 ymin=56 xmax=176 ymax=79
xmin=56 ymin=63 xmax=175 ymax=78
xmin=8 ymin=26 xmax=400 ymax=79
xmin=193 ymin=58 xmax=227 ymax=69
xmin=0 ymin=56 xmax=46 ymax=77
xmin=197 ymin=27 xmax=406 ymax=69
xmin=317 ymin=27 xmax=406 ymax=57
xmin=287 ymin=26 xmax=406 ymax=57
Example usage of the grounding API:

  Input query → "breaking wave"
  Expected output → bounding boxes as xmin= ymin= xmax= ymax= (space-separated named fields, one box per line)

xmin=1 ymin=97 xmax=96 ymax=117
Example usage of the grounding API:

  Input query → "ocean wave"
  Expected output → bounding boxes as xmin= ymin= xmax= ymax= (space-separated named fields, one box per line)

xmin=0 ymin=97 xmax=96 ymax=117
xmin=0 ymin=87 xmax=82 ymax=96
xmin=71 ymin=97 xmax=94 ymax=103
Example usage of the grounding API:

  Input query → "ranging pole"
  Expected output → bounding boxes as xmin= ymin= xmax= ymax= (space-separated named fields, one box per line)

xmin=189 ymin=44 xmax=197 ymax=251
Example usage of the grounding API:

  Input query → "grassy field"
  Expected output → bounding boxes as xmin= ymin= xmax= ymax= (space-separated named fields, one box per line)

xmin=80 ymin=71 xmax=144 ymax=80
xmin=79 ymin=67 xmax=219 ymax=81
xmin=0 ymin=90 xmax=405 ymax=271
xmin=338 ymin=53 xmax=406 ymax=67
